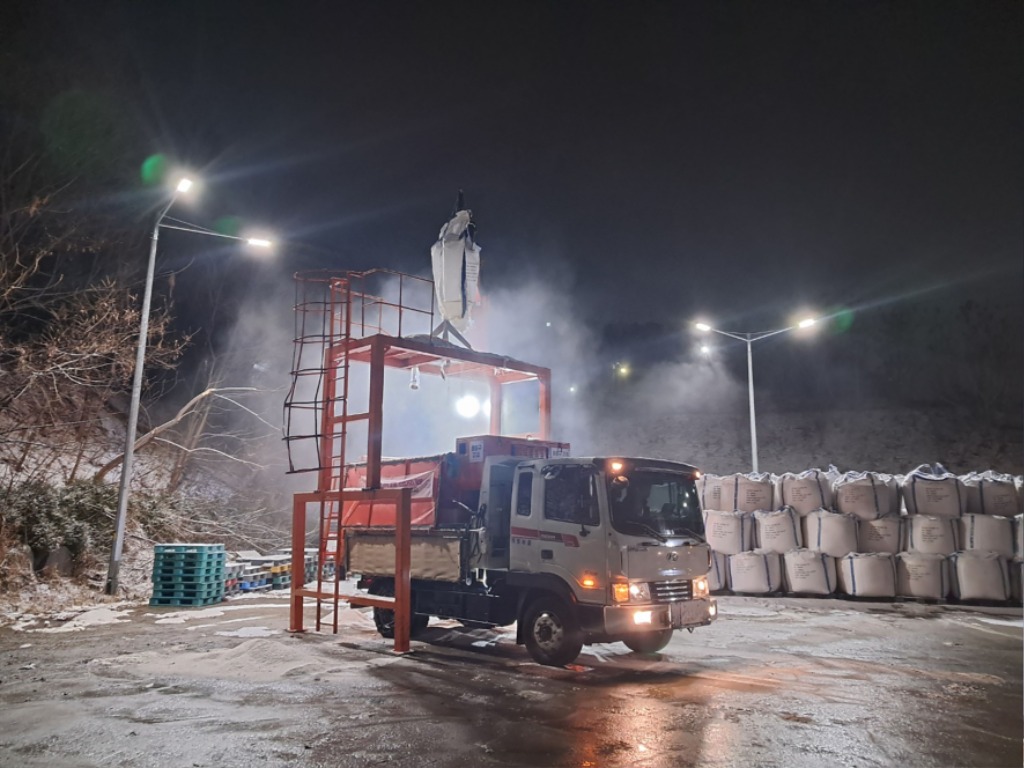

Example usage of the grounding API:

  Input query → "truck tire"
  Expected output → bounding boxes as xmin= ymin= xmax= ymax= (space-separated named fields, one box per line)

xmin=368 ymin=579 xmax=429 ymax=639
xmin=523 ymin=596 xmax=583 ymax=667
xmin=623 ymin=628 xmax=674 ymax=654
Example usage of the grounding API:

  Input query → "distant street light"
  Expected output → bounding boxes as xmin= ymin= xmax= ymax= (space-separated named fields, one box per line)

xmin=105 ymin=177 xmax=273 ymax=596
xmin=694 ymin=316 xmax=818 ymax=473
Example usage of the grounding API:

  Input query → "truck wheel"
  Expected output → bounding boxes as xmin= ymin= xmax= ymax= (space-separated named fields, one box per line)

xmin=623 ymin=628 xmax=674 ymax=654
xmin=523 ymin=596 xmax=583 ymax=667
xmin=369 ymin=580 xmax=428 ymax=639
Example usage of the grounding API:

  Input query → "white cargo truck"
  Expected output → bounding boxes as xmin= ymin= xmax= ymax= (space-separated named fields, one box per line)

xmin=346 ymin=451 xmax=717 ymax=666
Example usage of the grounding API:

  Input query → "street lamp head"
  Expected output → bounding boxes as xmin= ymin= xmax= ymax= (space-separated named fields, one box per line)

xmin=695 ymin=322 xmax=712 ymax=332
xmin=797 ymin=317 xmax=817 ymax=329
xmin=175 ymin=177 xmax=194 ymax=194
xmin=246 ymin=237 xmax=273 ymax=248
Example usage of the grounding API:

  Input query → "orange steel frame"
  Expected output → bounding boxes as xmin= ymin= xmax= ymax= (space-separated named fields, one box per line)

xmin=287 ymin=270 xmax=552 ymax=653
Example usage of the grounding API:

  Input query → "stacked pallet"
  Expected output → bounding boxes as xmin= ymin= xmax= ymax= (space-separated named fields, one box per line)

xmin=224 ymin=561 xmax=245 ymax=597
xmin=150 ymin=544 xmax=226 ymax=606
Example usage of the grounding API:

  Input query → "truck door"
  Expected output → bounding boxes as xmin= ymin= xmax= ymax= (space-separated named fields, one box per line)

xmin=512 ymin=464 xmax=607 ymax=604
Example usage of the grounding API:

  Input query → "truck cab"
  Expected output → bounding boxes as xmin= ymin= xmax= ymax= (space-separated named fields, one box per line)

xmin=483 ymin=456 xmax=716 ymax=664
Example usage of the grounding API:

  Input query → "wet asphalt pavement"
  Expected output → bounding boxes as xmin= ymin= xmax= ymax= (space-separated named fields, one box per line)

xmin=0 ymin=595 xmax=1020 ymax=768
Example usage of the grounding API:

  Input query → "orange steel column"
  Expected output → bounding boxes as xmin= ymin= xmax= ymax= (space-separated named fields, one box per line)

xmin=538 ymin=372 xmax=551 ymax=440
xmin=289 ymin=493 xmax=308 ymax=632
xmin=366 ymin=336 xmax=386 ymax=489
xmin=489 ymin=379 xmax=503 ymax=436
xmin=393 ymin=487 xmax=412 ymax=653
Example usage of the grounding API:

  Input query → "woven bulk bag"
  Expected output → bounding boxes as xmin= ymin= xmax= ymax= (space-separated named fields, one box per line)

xmin=733 ymin=473 xmax=770 ymax=514
xmin=782 ymin=550 xmax=837 ymax=595
xmin=950 ymin=552 xmax=1010 ymax=601
xmin=698 ymin=474 xmax=727 ymax=511
xmin=804 ymin=510 xmax=858 ymax=558
xmin=1016 ymin=515 xmax=1024 ymax=557
xmin=896 ymin=552 xmax=949 ymax=599
xmin=774 ymin=468 xmax=836 ymax=515
xmin=904 ymin=516 xmax=959 ymax=555
xmin=901 ymin=464 xmax=965 ymax=518
xmin=729 ymin=550 xmax=783 ymax=595
xmin=959 ymin=514 xmax=1014 ymax=558
xmin=833 ymin=471 xmax=900 ymax=519
xmin=858 ymin=517 xmax=903 ymax=555
xmin=703 ymin=510 xmax=754 ymax=555
xmin=837 ymin=553 xmax=897 ymax=597
xmin=753 ymin=507 xmax=802 ymax=554
xmin=961 ymin=471 xmax=1020 ymax=516
xmin=708 ymin=550 xmax=729 ymax=592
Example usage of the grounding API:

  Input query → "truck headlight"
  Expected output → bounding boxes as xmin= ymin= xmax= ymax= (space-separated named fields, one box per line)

xmin=628 ymin=582 xmax=651 ymax=602
xmin=693 ymin=576 xmax=709 ymax=599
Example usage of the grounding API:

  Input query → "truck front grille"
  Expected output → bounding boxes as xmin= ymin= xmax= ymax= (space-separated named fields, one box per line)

xmin=651 ymin=580 xmax=692 ymax=603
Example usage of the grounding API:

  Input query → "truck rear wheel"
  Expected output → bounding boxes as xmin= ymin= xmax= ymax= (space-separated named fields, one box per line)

xmin=523 ymin=596 xmax=583 ymax=667
xmin=623 ymin=628 xmax=674 ymax=654
xmin=368 ymin=579 xmax=428 ymax=639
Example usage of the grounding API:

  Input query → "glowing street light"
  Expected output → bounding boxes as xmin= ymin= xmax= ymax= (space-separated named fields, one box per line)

xmin=105 ymin=175 xmax=272 ymax=596
xmin=694 ymin=315 xmax=819 ymax=473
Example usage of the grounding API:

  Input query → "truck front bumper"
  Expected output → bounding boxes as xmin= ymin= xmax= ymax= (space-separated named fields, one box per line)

xmin=602 ymin=598 xmax=717 ymax=635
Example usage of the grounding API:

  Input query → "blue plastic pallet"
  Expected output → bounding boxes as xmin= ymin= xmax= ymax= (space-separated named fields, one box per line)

xmin=149 ymin=595 xmax=224 ymax=607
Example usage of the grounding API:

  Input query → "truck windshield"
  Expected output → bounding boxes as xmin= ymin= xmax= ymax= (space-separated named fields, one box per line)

xmin=607 ymin=469 xmax=705 ymax=542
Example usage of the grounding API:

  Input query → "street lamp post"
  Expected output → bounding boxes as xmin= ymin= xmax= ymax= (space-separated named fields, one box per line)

xmin=695 ymin=317 xmax=817 ymax=474
xmin=104 ymin=178 xmax=271 ymax=595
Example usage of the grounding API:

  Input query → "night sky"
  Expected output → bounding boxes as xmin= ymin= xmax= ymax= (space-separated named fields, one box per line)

xmin=13 ymin=1 xmax=1018 ymax=328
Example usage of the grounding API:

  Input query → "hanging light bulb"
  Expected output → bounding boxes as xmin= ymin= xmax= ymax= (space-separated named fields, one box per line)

xmin=409 ymin=366 xmax=421 ymax=390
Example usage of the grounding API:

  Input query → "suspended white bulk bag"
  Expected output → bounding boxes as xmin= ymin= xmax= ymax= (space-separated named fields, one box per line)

xmin=958 ymin=514 xmax=1014 ymax=558
xmin=961 ymin=471 xmax=1020 ymax=516
xmin=430 ymin=208 xmax=481 ymax=333
xmin=1016 ymin=514 xmax=1024 ymax=557
xmin=833 ymin=471 xmax=900 ymax=519
xmin=901 ymin=464 xmax=965 ymax=518
xmin=708 ymin=550 xmax=729 ymax=592
xmin=753 ymin=507 xmax=802 ymax=554
xmin=904 ymin=516 xmax=958 ymax=556
xmin=782 ymin=550 xmax=836 ymax=595
xmin=857 ymin=517 xmax=903 ymax=555
xmin=896 ymin=552 xmax=949 ymax=600
xmin=774 ymin=468 xmax=836 ymax=515
xmin=950 ymin=552 xmax=1010 ymax=601
xmin=729 ymin=550 xmax=783 ymax=595
xmin=837 ymin=553 xmax=897 ymax=597
xmin=804 ymin=509 xmax=858 ymax=558
xmin=702 ymin=510 xmax=754 ymax=555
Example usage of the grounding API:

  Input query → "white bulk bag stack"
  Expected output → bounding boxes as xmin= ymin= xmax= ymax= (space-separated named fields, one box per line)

xmin=1016 ymin=514 xmax=1024 ymax=557
xmin=837 ymin=553 xmax=897 ymax=597
xmin=901 ymin=464 xmax=965 ymax=518
xmin=753 ymin=507 xmax=802 ymax=554
xmin=858 ymin=518 xmax=903 ymax=555
xmin=708 ymin=550 xmax=729 ymax=592
xmin=833 ymin=471 xmax=900 ymax=519
xmin=774 ymin=468 xmax=836 ymax=515
xmin=728 ymin=550 xmax=784 ymax=595
xmin=961 ymin=470 xmax=1020 ymax=516
xmin=782 ymin=550 xmax=837 ymax=595
xmin=959 ymin=514 xmax=1014 ymax=558
xmin=950 ymin=551 xmax=1010 ymax=601
xmin=904 ymin=516 xmax=959 ymax=555
xmin=804 ymin=510 xmax=858 ymax=558
xmin=703 ymin=510 xmax=754 ymax=555
xmin=896 ymin=552 xmax=949 ymax=600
